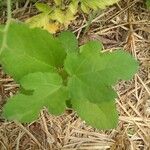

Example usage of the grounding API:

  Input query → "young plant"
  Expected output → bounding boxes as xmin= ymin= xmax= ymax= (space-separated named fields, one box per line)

xmin=0 ymin=22 xmax=138 ymax=129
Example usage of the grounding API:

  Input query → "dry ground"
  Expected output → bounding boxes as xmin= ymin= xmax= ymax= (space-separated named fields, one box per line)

xmin=0 ymin=0 xmax=150 ymax=149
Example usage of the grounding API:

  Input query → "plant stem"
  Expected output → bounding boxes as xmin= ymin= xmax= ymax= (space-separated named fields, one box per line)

xmin=0 ymin=0 xmax=12 ymax=55
xmin=7 ymin=0 xmax=12 ymax=21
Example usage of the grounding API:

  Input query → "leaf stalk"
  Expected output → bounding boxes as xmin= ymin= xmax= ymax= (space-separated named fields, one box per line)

xmin=0 ymin=0 xmax=12 ymax=55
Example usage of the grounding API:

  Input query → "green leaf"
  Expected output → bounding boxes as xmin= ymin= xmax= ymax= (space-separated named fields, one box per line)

xmin=54 ymin=0 xmax=62 ymax=5
xmin=35 ymin=2 xmax=52 ymax=13
xmin=26 ymin=13 xmax=61 ymax=34
xmin=58 ymin=31 xmax=79 ymax=53
xmin=29 ymin=3 xmax=53 ymax=32
xmin=0 ymin=25 xmax=5 ymax=31
xmin=1 ymin=21 xmax=138 ymax=129
xmin=65 ymin=41 xmax=138 ymax=128
xmin=26 ymin=1 xmax=78 ymax=32
xmin=80 ymin=0 xmax=119 ymax=13
xmin=72 ymin=98 xmax=118 ymax=129
xmin=49 ymin=8 xmax=76 ymax=27
xmin=26 ymin=13 xmax=50 ymax=28
xmin=0 ymin=22 xmax=66 ymax=81
xmin=3 ymin=94 xmax=41 ymax=122
xmin=68 ymin=0 xmax=79 ymax=14
xmin=3 ymin=72 xmax=68 ymax=122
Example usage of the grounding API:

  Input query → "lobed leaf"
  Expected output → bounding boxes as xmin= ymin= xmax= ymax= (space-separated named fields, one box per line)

xmin=0 ymin=22 xmax=66 ymax=81
xmin=72 ymin=98 xmax=118 ymax=129
xmin=80 ymin=0 xmax=119 ymax=13
xmin=3 ymin=72 xmax=68 ymax=122
xmin=65 ymin=41 xmax=138 ymax=128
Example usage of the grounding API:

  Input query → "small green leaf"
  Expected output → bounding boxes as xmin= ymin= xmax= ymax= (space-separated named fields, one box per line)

xmin=49 ymin=8 xmax=76 ymax=27
xmin=35 ymin=2 xmax=52 ymax=13
xmin=3 ymin=72 xmax=68 ymax=123
xmin=58 ymin=31 xmax=79 ymax=53
xmin=80 ymin=0 xmax=119 ymax=13
xmin=54 ymin=0 xmax=62 ymax=5
xmin=26 ymin=1 xmax=78 ymax=32
xmin=26 ymin=13 xmax=50 ymax=28
xmin=72 ymin=98 xmax=118 ymax=129
xmin=68 ymin=0 xmax=79 ymax=14
xmin=0 ymin=22 xmax=66 ymax=81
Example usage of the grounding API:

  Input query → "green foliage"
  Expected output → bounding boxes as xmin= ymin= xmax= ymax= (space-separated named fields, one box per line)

xmin=0 ymin=22 xmax=66 ymax=81
xmin=35 ymin=2 xmax=51 ymax=13
xmin=0 ymin=22 xmax=138 ymax=129
xmin=64 ymin=42 xmax=138 ymax=105
xmin=58 ymin=31 xmax=79 ymax=53
xmin=72 ymin=99 xmax=118 ymax=129
xmin=3 ymin=72 xmax=68 ymax=122
xmin=26 ymin=0 xmax=119 ymax=33
xmin=64 ymin=41 xmax=138 ymax=129
xmin=80 ymin=0 xmax=119 ymax=13
xmin=26 ymin=1 xmax=78 ymax=33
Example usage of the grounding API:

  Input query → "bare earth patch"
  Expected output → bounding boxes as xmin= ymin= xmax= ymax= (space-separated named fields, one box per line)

xmin=0 ymin=0 xmax=150 ymax=149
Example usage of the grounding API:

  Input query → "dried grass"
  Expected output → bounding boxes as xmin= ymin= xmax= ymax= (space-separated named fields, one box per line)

xmin=0 ymin=0 xmax=150 ymax=149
